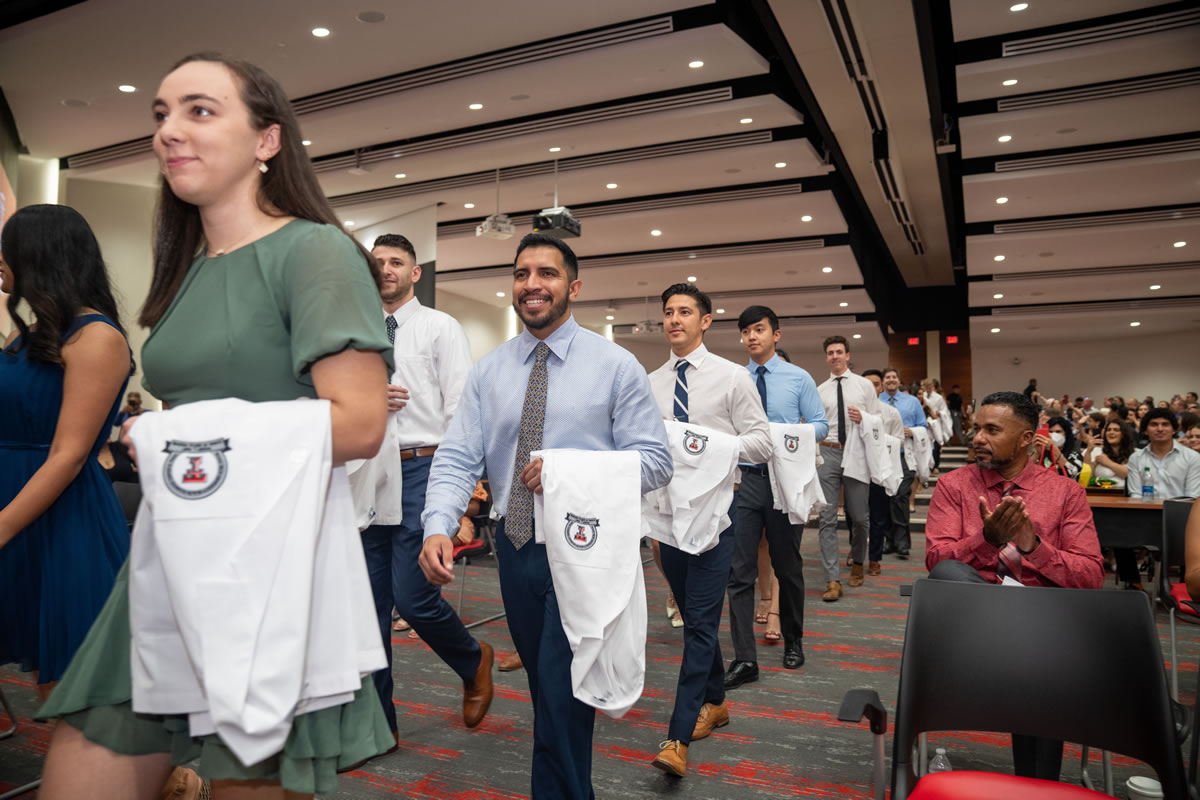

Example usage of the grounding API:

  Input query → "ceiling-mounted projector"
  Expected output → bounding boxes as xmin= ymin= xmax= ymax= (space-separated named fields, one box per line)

xmin=532 ymin=206 xmax=581 ymax=239
xmin=476 ymin=213 xmax=516 ymax=240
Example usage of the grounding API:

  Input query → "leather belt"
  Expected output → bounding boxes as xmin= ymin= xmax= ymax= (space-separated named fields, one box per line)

xmin=820 ymin=442 xmax=844 ymax=450
xmin=740 ymin=464 xmax=768 ymax=476
xmin=399 ymin=446 xmax=438 ymax=461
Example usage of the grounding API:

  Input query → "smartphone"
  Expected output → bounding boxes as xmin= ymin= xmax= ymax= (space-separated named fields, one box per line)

xmin=1037 ymin=424 xmax=1050 ymax=438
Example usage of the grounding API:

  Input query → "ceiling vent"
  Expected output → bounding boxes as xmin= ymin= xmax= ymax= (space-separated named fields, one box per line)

xmin=996 ymin=68 xmax=1200 ymax=112
xmin=990 ymin=261 xmax=1200 ymax=282
xmin=994 ymin=137 xmax=1200 ymax=172
xmin=990 ymin=296 xmax=1200 ymax=317
xmin=992 ymin=206 xmax=1200 ymax=234
xmin=1001 ymin=7 xmax=1200 ymax=57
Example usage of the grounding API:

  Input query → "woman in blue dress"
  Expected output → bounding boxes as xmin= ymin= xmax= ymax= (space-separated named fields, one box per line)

xmin=0 ymin=203 xmax=133 ymax=701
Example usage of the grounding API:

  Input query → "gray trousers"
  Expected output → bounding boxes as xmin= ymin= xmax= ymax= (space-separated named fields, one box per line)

xmin=950 ymin=411 xmax=965 ymax=445
xmin=817 ymin=444 xmax=870 ymax=582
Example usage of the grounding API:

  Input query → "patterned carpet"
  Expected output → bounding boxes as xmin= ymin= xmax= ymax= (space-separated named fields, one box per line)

xmin=2 ymin=466 xmax=1195 ymax=798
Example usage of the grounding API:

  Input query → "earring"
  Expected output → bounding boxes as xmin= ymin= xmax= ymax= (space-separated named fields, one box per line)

xmin=258 ymin=160 xmax=269 ymax=174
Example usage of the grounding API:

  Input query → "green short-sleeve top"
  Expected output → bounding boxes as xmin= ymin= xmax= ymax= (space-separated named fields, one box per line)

xmin=142 ymin=219 xmax=392 ymax=405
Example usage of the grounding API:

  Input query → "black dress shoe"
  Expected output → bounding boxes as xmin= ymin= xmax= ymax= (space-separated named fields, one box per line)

xmin=783 ymin=644 xmax=805 ymax=669
xmin=881 ymin=542 xmax=897 ymax=555
xmin=723 ymin=660 xmax=759 ymax=689
xmin=896 ymin=548 xmax=910 ymax=560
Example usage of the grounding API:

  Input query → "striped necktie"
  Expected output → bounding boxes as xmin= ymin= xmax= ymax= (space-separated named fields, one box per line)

xmin=994 ymin=481 xmax=1022 ymax=583
xmin=505 ymin=342 xmax=551 ymax=550
xmin=673 ymin=360 xmax=690 ymax=422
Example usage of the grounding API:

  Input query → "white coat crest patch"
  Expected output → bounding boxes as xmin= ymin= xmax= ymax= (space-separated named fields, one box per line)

xmin=163 ymin=438 xmax=231 ymax=499
xmin=784 ymin=434 xmax=799 ymax=453
xmin=682 ymin=429 xmax=708 ymax=455
xmin=564 ymin=513 xmax=599 ymax=550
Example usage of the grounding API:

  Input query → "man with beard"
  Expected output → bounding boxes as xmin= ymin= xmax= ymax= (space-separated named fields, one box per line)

xmin=924 ymin=390 xmax=1102 ymax=782
xmin=362 ymin=233 xmax=494 ymax=739
xmin=419 ymin=233 xmax=672 ymax=799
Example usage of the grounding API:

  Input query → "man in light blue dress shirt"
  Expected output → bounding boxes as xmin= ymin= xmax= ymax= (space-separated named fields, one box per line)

xmin=879 ymin=367 xmax=926 ymax=557
xmin=418 ymin=234 xmax=672 ymax=800
xmin=725 ymin=306 xmax=827 ymax=690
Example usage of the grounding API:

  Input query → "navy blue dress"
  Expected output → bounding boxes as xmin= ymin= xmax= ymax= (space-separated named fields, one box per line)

xmin=0 ymin=314 xmax=131 ymax=682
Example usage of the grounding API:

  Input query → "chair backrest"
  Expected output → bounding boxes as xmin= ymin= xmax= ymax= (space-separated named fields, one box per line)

xmin=892 ymin=579 xmax=1186 ymax=799
xmin=111 ymin=480 xmax=142 ymax=525
xmin=1160 ymin=498 xmax=1196 ymax=606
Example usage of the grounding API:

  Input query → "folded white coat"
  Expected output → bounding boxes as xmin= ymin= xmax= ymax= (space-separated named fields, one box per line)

xmin=906 ymin=426 xmax=935 ymax=483
xmin=843 ymin=411 xmax=899 ymax=496
xmin=766 ymin=422 xmax=827 ymax=524
xmin=346 ymin=421 xmax=403 ymax=531
xmin=532 ymin=448 xmax=645 ymax=718
xmin=642 ymin=420 xmax=740 ymax=555
xmin=128 ymin=398 xmax=385 ymax=767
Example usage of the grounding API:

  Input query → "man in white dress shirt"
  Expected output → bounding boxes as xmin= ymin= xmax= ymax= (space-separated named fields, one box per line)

xmin=815 ymin=335 xmax=882 ymax=601
xmin=363 ymin=233 xmax=493 ymax=737
xmin=646 ymin=283 xmax=772 ymax=777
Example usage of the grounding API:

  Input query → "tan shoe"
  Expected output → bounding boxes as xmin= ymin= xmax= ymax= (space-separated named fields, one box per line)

xmin=652 ymin=740 xmax=688 ymax=777
xmin=868 ymin=561 xmax=882 ymax=576
xmin=498 ymin=651 xmax=524 ymax=672
xmin=463 ymin=641 xmax=494 ymax=728
xmin=159 ymin=768 xmax=202 ymax=800
xmin=822 ymin=581 xmax=843 ymax=602
xmin=848 ymin=563 xmax=865 ymax=587
xmin=691 ymin=702 xmax=730 ymax=740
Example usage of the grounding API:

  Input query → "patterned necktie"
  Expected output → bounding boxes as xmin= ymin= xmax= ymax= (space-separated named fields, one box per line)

xmin=994 ymin=481 xmax=1022 ymax=583
xmin=673 ymin=360 xmax=690 ymax=422
xmin=755 ymin=365 xmax=768 ymax=412
xmin=889 ymin=394 xmax=896 ymax=406
xmin=385 ymin=314 xmax=398 ymax=345
xmin=836 ymin=376 xmax=846 ymax=444
xmin=505 ymin=342 xmax=551 ymax=549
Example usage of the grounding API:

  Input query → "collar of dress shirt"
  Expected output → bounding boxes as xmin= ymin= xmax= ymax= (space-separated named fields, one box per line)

xmin=827 ymin=369 xmax=853 ymax=382
xmin=668 ymin=341 xmax=710 ymax=370
xmin=386 ymin=295 xmax=422 ymax=327
xmin=746 ymin=353 xmax=780 ymax=373
xmin=516 ymin=314 xmax=579 ymax=363
xmin=882 ymin=390 xmax=902 ymax=402
xmin=978 ymin=458 xmax=1040 ymax=492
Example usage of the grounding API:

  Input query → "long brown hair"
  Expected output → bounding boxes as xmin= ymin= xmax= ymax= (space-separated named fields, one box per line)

xmin=140 ymin=52 xmax=380 ymax=328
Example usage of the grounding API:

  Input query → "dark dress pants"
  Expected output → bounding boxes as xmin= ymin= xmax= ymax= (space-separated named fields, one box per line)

xmin=728 ymin=470 xmax=804 ymax=662
xmin=659 ymin=497 xmax=737 ymax=743
xmin=868 ymin=482 xmax=889 ymax=563
xmin=888 ymin=464 xmax=915 ymax=553
xmin=360 ymin=455 xmax=482 ymax=733
xmin=927 ymin=559 xmax=1064 ymax=781
xmin=496 ymin=519 xmax=596 ymax=800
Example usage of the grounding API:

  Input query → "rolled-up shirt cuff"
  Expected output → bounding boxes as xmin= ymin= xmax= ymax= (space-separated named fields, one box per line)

xmin=422 ymin=510 xmax=462 ymax=541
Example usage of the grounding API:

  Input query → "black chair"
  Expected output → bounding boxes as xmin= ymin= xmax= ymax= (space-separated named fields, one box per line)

xmin=839 ymin=578 xmax=1188 ymax=799
xmin=111 ymin=480 xmax=142 ymax=527
xmin=1159 ymin=498 xmax=1200 ymax=700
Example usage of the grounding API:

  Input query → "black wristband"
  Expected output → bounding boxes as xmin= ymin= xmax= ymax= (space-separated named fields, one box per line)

xmin=1016 ymin=535 xmax=1040 ymax=555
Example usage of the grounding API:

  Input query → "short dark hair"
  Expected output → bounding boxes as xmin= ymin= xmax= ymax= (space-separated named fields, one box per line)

xmin=1141 ymin=407 xmax=1179 ymax=432
xmin=775 ymin=348 xmax=791 ymax=363
xmin=662 ymin=282 xmax=712 ymax=315
xmin=980 ymin=391 xmax=1039 ymax=431
xmin=514 ymin=233 xmax=578 ymax=281
xmin=861 ymin=369 xmax=883 ymax=380
xmin=738 ymin=305 xmax=778 ymax=333
xmin=1046 ymin=415 xmax=1078 ymax=455
xmin=882 ymin=366 xmax=900 ymax=379
xmin=823 ymin=335 xmax=849 ymax=353
xmin=373 ymin=233 xmax=417 ymax=262
xmin=952 ymin=384 xmax=961 ymax=390
xmin=1178 ymin=411 xmax=1200 ymax=433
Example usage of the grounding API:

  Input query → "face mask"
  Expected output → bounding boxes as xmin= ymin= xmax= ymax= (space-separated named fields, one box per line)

xmin=1049 ymin=432 xmax=1066 ymax=447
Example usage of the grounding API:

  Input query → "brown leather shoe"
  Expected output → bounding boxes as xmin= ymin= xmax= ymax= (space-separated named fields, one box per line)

xmin=159 ymin=768 xmax=201 ymax=800
xmin=691 ymin=702 xmax=730 ymax=740
xmin=463 ymin=641 xmax=494 ymax=728
xmin=848 ymin=563 xmax=865 ymax=587
xmin=867 ymin=561 xmax=881 ymax=576
xmin=822 ymin=580 xmax=843 ymax=602
xmin=498 ymin=650 xmax=524 ymax=672
xmin=652 ymin=740 xmax=688 ymax=777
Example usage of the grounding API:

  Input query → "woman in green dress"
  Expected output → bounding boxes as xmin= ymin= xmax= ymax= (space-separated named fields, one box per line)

xmin=38 ymin=53 xmax=395 ymax=799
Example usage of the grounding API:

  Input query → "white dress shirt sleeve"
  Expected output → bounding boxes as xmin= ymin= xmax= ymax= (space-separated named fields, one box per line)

xmin=435 ymin=317 xmax=473 ymax=426
xmin=730 ymin=369 xmax=773 ymax=464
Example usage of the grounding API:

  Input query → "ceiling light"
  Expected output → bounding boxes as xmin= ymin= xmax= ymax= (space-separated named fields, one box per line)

xmin=852 ymin=333 xmax=862 ymax=339
xmin=394 ymin=173 xmax=406 ymax=179
xmin=548 ymin=146 xmax=561 ymax=153
xmin=775 ymin=162 xmax=787 ymax=168
xmin=606 ymin=183 xmax=618 ymax=189
xmin=118 ymin=84 xmax=136 ymax=93
xmin=468 ymin=103 xmax=483 ymax=110
xmin=1002 ymin=79 xmax=1018 ymax=86
xmin=839 ymin=302 xmax=849 ymax=307
xmin=822 ymin=266 xmax=833 ymax=273
xmin=688 ymin=60 xmax=704 ymax=69
xmin=990 ymin=327 xmax=1001 ymax=333
xmin=994 ymin=255 xmax=1005 ymax=261
xmin=1149 ymin=284 xmax=1161 ymax=290
xmin=993 ymin=293 xmax=1004 ymax=299
xmin=343 ymin=220 xmax=354 ymax=227
xmin=301 ymin=139 xmax=312 ymax=146
xmin=651 ymin=229 xmax=662 ymax=236
xmin=687 ymin=276 xmax=697 ymax=282
xmin=496 ymin=292 xmax=505 ymax=297
xmin=715 ymin=308 xmax=725 ymax=314
xmin=1010 ymin=3 xmax=1028 ymax=10
xmin=464 ymin=203 xmax=475 ymax=208
xmin=995 ymin=196 xmax=1009 ymax=204
xmin=1174 ymin=241 xmax=1187 ymax=248
xmin=1130 ymin=321 xmax=1141 ymax=327
xmin=606 ymin=315 xmax=615 ymax=320
xmin=997 ymin=135 xmax=1012 ymax=143
xmin=739 ymin=118 xmax=753 ymax=124
xmin=801 ymin=215 xmax=813 ymax=222
xmin=311 ymin=27 xmax=330 ymax=37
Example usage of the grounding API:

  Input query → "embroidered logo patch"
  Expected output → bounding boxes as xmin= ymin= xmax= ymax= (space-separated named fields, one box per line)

xmin=784 ymin=434 xmax=799 ymax=453
xmin=163 ymin=438 xmax=231 ymax=500
xmin=564 ymin=512 xmax=599 ymax=550
xmin=683 ymin=429 xmax=708 ymax=455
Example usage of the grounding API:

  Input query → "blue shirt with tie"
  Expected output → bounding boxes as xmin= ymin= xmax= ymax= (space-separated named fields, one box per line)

xmin=745 ymin=354 xmax=829 ymax=441
xmin=421 ymin=315 xmax=673 ymax=540
xmin=880 ymin=389 xmax=927 ymax=431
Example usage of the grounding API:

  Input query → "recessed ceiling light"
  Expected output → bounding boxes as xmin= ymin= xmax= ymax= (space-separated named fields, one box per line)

xmin=1149 ymin=284 xmax=1161 ymax=290
xmin=739 ymin=117 xmax=753 ymax=124
xmin=687 ymin=276 xmax=697 ymax=282
xmin=357 ymin=10 xmax=386 ymax=23
xmin=311 ymin=27 xmax=330 ymax=37
xmin=468 ymin=103 xmax=483 ymax=110
xmin=837 ymin=302 xmax=848 ymax=308
xmin=995 ymin=196 xmax=1009 ymax=204
xmin=1130 ymin=321 xmax=1141 ymax=327
xmin=464 ymin=203 xmax=475 ymax=209
xmin=606 ymin=183 xmax=618 ymax=189
xmin=775 ymin=162 xmax=787 ymax=168
xmin=994 ymin=255 xmax=1005 ymax=261
xmin=343 ymin=220 xmax=354 ymax=227
xmin=993 ymin=293 xmax=1004 ymax=299
xmin=822 ymin=266 xmax=833 ymax=273
xmin=606 ymin=314 xmax=615 ymax=320
xmin=715 ymin=308 xmax=725 ymax=314
xmin=1174 ymin=241 xmax=1187 ymax=248
xmin=688 ymin=60 xmax=704 ymax=69
xmin=548 ymin=146 xmax=561 ymax=153
xmin=394 ymin=173 xmax=406 ymax=179
xmin=852 ymin=333 xmax=862 ymax=339
xmin=496 ymin=292 xmax=505 ymax=297
xmin=1010 ymin=3 xmax=1028 ymax=10
xmin=997 ymin=135 xmax=1012 ymax=143
xmin=118 ymin=84 xmax=136 ymax=93
xmin=801 ymin=215 xmax=813 ymax=222
xmin=1002 ymin=79 xmax=1018 ymax=86
xmin=301 ymin=139 xmax=312 ymax=146
xmin=651 ymin=229 xmax=662 ymax=236
xmin=990 ymin=327 xmax=1001 ymax=333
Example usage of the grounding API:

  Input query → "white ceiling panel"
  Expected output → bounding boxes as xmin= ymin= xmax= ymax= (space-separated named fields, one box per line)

xmin=968 ymin=267 xmax=1200 ymax=307
xmin=971 ymin=302 xmax=1200 ymax=345
xmin=950 ymin=0 xmax=1171 ymax=42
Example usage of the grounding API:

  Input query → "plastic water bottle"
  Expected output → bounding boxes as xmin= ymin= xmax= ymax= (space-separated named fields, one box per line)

xmin=1142 ymin=466 xmax=1154 ymax=500
xmin=928 ymin=748 xmax=953 ymax=773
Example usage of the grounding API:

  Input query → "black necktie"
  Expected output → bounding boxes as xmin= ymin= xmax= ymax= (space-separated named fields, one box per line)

xmin=836 ymin=376 xmax=846 ymax=444
xmin=755 ymin=365 xmax=768 ymax=413
xmin=385 ymin=315 xmax=397 ymax=345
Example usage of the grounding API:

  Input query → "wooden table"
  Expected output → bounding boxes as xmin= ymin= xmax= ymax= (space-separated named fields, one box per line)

xmin=1087 ymin=494 xmax=1163 ymax=550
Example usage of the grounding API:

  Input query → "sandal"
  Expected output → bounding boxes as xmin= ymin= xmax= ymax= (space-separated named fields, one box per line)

xmin=755 ymin=595 xmax=772 ymax=625
xmin=764 ymin=612 xmax=782 ymax=644
xmin=393 ymin=617 xmax=411 ymax=632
